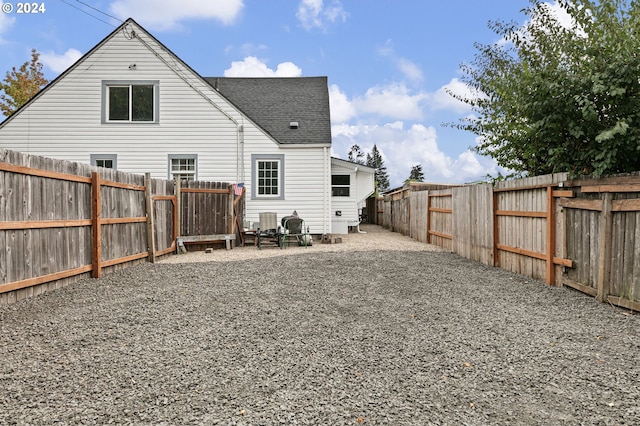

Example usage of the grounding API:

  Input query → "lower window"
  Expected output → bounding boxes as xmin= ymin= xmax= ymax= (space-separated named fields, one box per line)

xmin=90 ymin=154 xmax=117 ymax=169
xmin=332 ymin=175 xmax=350 ymax=196
xmin=252 ymin=154 xmax=284 ymax=199
xmin=169 ymin=155 xmax=197 ymax=181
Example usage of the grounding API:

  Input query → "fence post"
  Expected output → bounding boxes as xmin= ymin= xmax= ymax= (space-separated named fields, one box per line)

xmin=597 ymin=192 xmax=613 ymax=302
xmin=175 ymin=177 xmax=181 ymax=238
xmin=145 ymin=173 xmax=156 ymax=263
xmin=492 ymin=188 xmax=499 ymax=268
xmin=227 ymin=185 xmax=234 ymax=236
xmin=545 ymin=185 xmax=556 ymax=286
xmin=91 ymin=172 xmax=102 ymax=278
xmin=426 ymin=191 xmax=431 ymax=244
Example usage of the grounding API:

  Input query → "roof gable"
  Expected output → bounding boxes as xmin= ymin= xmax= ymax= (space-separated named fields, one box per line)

xmin=0 ymin=18 xmax=236 ymax=129
xmin=206 ymin=77 xmax=331 ymax=145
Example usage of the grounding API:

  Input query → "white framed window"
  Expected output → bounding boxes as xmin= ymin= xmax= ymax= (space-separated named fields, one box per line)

xmin=169 ymin=154 xmax=197 ymax=181
xmin=102 ymin=80 xmax=159 ymax=123
xmin=252 ymin=154 xmax=284 ymax=200
xmin=331 ymin=174 xmax=350 ymax=197
xmin=90 ymin=154 xmax=117 ymax=169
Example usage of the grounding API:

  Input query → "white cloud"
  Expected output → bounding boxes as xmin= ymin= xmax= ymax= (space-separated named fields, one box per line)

xmin=430 ymin=78 xmax=474 ymax=113
xmin=109 ymin=0 xmax=244 ymax=30
xmin=378 ymin=40 xmax=423 ymax=83
xmin=332 ymin=121 xmax=500 ymax=185
xmin=223 ymin=56 xmax=302 ymax=77
xmin=40 ymin=49 xmax=83 ymax=73
xmin=296 ymin=0 xmax=348 ymax=31
xmin=397 ymin=58 xmax=424 ymax=83
xmin=353 ymin=83 xmax=427 ymax=121
xmin=0 ymin=3 xmax=16 ymax=43
xmin=328 ymin=84 xmax=356 ymax=123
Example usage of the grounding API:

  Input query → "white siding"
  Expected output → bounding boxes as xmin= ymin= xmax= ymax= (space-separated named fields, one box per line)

xmin=0 ymin=21 xmax=332 ymax=234
xmin=330 ymin=159 xmax=374 ymax=231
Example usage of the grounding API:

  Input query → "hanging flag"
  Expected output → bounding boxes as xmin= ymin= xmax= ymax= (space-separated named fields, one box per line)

xmin=234 ymin=182 xmax=245 ymax=196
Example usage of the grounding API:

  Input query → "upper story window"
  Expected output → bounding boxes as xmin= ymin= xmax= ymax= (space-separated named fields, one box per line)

xmin=332 ymin=174 xmax=350 ymax=197
xmin=102 ymin=80 xmax=159 ymax=123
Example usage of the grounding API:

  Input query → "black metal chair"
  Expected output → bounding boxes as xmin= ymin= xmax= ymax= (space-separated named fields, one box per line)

xmin=279 ymin=216 xmax=308 ymax=248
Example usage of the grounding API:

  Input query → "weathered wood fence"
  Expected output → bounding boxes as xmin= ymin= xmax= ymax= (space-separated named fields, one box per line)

xmin=0 ymin=149 xmax=243 ymax=305
xmin=378 ymin=173 xmax=640 ymax=312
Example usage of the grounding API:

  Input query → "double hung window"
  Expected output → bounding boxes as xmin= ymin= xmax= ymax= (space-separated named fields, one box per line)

xmin=331 ymin=175 xmax=350 ymax=197
xmin=103 ymin=81 xmax=158 ymax=123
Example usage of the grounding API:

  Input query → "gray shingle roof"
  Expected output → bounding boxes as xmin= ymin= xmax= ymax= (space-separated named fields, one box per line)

xmin=205 ymin=77 xmax=331 ymax=145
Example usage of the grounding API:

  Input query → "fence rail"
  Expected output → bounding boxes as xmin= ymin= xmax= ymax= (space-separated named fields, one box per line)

xmin=378 ymin=173 xmax=640 ymax=312
xmin=0 ymin=149 xmax=240 ymax=305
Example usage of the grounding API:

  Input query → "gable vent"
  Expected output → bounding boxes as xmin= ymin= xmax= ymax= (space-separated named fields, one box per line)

xmin=289 ymin=121 xmax=299 ymax=129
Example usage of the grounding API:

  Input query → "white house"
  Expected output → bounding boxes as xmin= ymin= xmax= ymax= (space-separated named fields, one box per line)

xmin=330 ymin=157 xmax=375 ymax=234
xmin=0 ymin=18 xmax=372 ymax=236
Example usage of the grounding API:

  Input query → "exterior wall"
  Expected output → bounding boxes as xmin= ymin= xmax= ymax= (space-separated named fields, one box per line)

xmin=0 ymin=21 xmax=332 ymax=234
xmin=330 ymin=159 xmax=374 ymax=233
xmin=243 ymin=142 xmax=330 ymax=235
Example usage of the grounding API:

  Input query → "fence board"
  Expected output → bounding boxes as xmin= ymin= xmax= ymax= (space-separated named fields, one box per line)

xmin=410 ymin=190 xmax=428 ymax=243
xmin=452 ymin=184 xmax=493 ymax=265
xmin=380 ymin=172 xmax=639 ymax=312
xmin=428 ymin=190 xmax=452 ymax=251
xmin=1 ymin=148 xmax=238 ymax=305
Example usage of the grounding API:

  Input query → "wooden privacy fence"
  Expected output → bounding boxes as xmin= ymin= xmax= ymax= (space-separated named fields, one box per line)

xmin=380 ymin=173 xmax=640 ymax=312
xmin=0 ymin=149 xmax=242 ymax=305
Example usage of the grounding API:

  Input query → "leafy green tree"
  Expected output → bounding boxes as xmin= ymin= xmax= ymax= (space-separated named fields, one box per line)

xmin=449 ymin=0 xmax=640 ymax=177
xmin=366 ymin=144 xmax=390 ymax=193
xmin=0 ymin=49 xmax=48 ymax=117
xmin=405 ymin=164 xmax=424 ymax=184
xmin=347 ymin=144 xmax=365 ymax=165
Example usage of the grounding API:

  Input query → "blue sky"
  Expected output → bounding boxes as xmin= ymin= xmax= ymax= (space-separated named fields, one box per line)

xmin=0 ymin=0 xmax=543 ymax=187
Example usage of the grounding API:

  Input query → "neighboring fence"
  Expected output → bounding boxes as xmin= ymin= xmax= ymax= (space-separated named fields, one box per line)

xmin=0 ymin=149 xmax=242 ymax=305
xmin=379 ymin=173 xmax=640 ymax=312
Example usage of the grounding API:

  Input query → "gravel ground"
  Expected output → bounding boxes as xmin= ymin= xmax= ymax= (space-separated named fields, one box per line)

xmin=1 ymin=225 xmax=639 ymax=425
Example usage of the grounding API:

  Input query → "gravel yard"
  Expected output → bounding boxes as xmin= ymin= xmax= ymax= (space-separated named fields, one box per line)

xmin=1 ymin=225 xmax=639 ymax=425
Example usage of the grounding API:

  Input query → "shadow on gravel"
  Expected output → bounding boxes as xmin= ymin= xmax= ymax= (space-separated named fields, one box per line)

xmin=1 ymin=250 xmax=639 ymax=425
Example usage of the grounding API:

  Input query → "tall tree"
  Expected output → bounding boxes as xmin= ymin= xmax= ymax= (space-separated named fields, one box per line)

xmin=366 ymin=144 xmax=390 ymax=193
xmin=0 ymin=49 xmax=48 ymax=117
xmin=347 ymin=144 xmax=365 ymax=165
xmin=405 ymin=164 xmax=424 ymax=184
xmin=449 ymin=0 xmax=640 ymax=177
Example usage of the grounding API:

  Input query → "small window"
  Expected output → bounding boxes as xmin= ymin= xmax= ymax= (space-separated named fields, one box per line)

xmin=102 ymin=81 xmax=158 ymax=123
xmin=251 ymin=154 xmax=284 ymax=200
xmin=257 ymin=160 xmax=279 ymax=196
xmin=90 ymin=154 xmax=117 ymax=169
xmin=332 ymin=174 xmax=350 ymax=197
xmin=169 ymin=155 xmax=197 ymax=181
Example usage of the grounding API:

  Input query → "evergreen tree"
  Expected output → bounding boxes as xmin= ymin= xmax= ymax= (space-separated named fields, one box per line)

xmin=366 ymin=144 xmax=390 ymax=193
xmin=0 ymin=49 xmax=48 ymax=117
xmin=405 ymin=164 xmax=424 ymax=184
xmin=347 ymin=144 xmax=365 ymax=165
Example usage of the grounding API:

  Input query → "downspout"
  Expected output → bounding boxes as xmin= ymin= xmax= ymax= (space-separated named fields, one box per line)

xmin=324 ymin=147 xmax=330 ymax=236
xmin=237 ymin=123 xmax=244 ymax=184
xmin=354 ymin=166 xmax=366 ymax=233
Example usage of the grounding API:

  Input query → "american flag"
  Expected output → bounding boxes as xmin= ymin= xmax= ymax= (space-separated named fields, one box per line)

xmin=234 ymin=183 xmax=244 ymax=196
